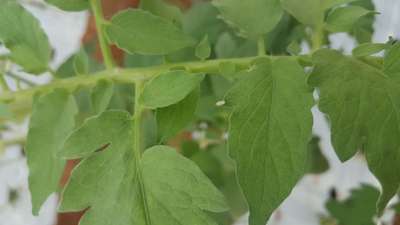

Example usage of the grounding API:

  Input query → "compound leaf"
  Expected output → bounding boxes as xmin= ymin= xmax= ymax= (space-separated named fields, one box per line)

xmin=226 ymin=58 xmax=313 ymax=225
xmin=106 ymin=9 xmax=195 ymax=55
xmin=59 ymin=111 xmax=227 ymax=225
xmin=140 ymin=70 xmax=204 ymax=109
xmin=26 ymin=89 xmax=77 ymax=215
xmin=213 ymin=0 xmax=283 ymax=39
xmin=45 ymin=0 xmax=89 ymax=11
xmin=308 ymin=46 xmax=400 ymax=212
xmin=0 ymin=0 xmax=51 ymax=74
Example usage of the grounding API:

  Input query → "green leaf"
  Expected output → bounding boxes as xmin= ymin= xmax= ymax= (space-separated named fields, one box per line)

xmin=157 ymin=88 xmax=199 ymax=142
xmin=25 ymin=89 xmax=77 ymax=215
xmin=190 ymin=149 xmax=224 ymax=187
xmin=106 ymin=9 xmax=195 ymax=55
xmin=59 ymin=111 xmax=228 ymax=225
xmin=215 ymin=33 xmax=237 ymax=58
xmin=182 ymin=2 xmax=225 ymax=43
xmin=181 ymin=140 xmax=201 ymax=158
xmin=215 ymin=32 xmax=257 ymax=58
xmin=0 ymin=0 xmax=51 ymax=74
xmin=55 ymin=54 xmax=76 ymax=78
xmin=287 ymin=41 xmax=302 ymax=55
xmin=195 ymin=35 xmax=211 ymax=60
xmin=352 ymin=43 xmax=386 ymax=57
xmin=307 ymin=136 xmax=329 ymax=174
xmin=326 ymin=185 xmax=379 ymax=225
xmin=91 ymin=80 xmax=114 ymax=114
xmin=325 ymin=6 xmax=371 ymax=33
xmin=323 ymin=0 xmax=358 ymax=9
xmin=73 ymin=48 xmax=89 ymax=76
xmin=226 ymin=58 xmax=313 ymax=225
xmin=266 ymin=13 xmax=307 ymax=55
xmin=280 ymin=0 xmax=324 ymax=27
xmin=139 ymin=0 xmax=182 ymax=23
xmin=308 ymin=46 xmax=400 ymax=212
xmin=384 ymin=42 xmax=400 ymax=76
xmin=140 ymin=70 xmax=205 ymax=109
xmin=0 ymin=103 xmax=12 ymax=120
xmin=107 ymin=83 xmax=135 ymax=112
xmin=349 ymin=0 xmax=376 ymax=43
xmin=213 ymin=0 xmax=283 ymax=39
xmin=195 ymin=95 xmax=219 ymax=122
xmin=45 ymin=0 xmax=89 ymax=11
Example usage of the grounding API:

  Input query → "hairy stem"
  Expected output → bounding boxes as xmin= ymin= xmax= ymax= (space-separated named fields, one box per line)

xmin=0 ymin=57 xmax=258 ymax=103
xmin=90 ymin=0 xmax=114 ymax=69
xmin=0 ymin=55 xmax=382 ymax=118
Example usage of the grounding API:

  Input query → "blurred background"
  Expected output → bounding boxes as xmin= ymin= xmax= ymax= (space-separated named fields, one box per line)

xmin=0 ymin=0 xmax=400 ymax=225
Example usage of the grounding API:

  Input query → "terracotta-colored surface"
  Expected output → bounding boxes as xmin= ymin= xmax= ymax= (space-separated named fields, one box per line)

xmin=57 ymin=212 xmax=84 ymax=225
xmin=394 ymin=215 xmax=400 ymax=225
xmin=60 ymin=160 xmax=80 ymax=187
xmin=57 ymin=159 xmax=82 ymax=225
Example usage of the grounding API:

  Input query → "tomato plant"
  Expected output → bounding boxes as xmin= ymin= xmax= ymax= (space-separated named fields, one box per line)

xmin=0 ymin=0 xmax=398 ymax=225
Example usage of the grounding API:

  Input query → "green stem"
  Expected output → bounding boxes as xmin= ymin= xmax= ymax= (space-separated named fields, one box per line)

xmin=257 ymin=36 xmax=266 ymax=56
xmin=133 ymin=80 xmax=144 ymax=157
xmin=311 ymin=24 xmax=324 ymax=52
xmin=0 ymin=56 xmax=259 ymax=103
xmin=0 ymin=55 xmax=382 ymax=117
xmin=90 ymin=0 xmax=114 ymax=69
xmin=132 ymin=80 xmax=152 ymax=225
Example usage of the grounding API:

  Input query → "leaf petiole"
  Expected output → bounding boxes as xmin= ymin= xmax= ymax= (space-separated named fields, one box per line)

xmin=89 ymin=0 xmax=114 ymax=69
xmin=257 ymin=36 xmax=266 ymax=56
xmin=132 ymin=80 xmax=152 ymax=225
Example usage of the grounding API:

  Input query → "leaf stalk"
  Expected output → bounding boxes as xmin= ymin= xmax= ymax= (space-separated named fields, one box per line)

xmin=89 ymin=0 xmax=115 ymax=69
xmin=257 ymin=36 xmax=266 ymax=56
xmin=132 ymin=80 xmax=152 ymax=225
